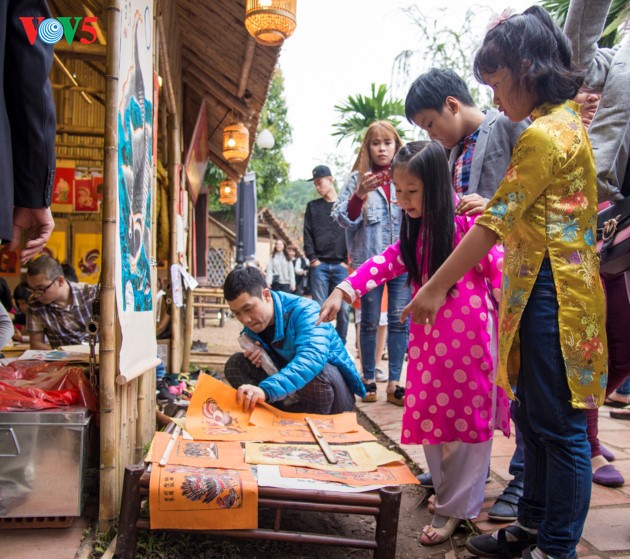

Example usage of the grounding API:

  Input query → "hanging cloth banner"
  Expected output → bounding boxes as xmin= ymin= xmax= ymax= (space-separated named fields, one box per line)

xmin=115 ymin=0 xmax=159 ymax=382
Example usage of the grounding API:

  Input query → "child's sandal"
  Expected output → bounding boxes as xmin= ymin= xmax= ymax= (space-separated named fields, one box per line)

xmin=386 ymin=384 xmax=405 ymax=406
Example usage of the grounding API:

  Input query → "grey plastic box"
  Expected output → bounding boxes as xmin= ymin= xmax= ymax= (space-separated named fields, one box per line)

xmin=0 ymin=406 xmax=91 ymax=518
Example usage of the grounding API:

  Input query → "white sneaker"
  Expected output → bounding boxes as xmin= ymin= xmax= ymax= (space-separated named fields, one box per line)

xmin=375 ymin=368 xmax=388 ymax=382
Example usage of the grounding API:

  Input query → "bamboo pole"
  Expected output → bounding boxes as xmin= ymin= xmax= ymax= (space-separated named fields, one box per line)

xmin=99 ymin=0 xmax=121 ymax=530
xmin=181 ymin=202 xmax=194 ymax=373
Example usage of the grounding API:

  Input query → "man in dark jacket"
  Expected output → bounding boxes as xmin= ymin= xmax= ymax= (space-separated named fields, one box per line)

xmin=1 ymin=1 xmax=57 ymax=262
xmin=304 ymin=165 xmax=349 ymax=343
xmin=223 ymin=266 xmax=365 ymax=414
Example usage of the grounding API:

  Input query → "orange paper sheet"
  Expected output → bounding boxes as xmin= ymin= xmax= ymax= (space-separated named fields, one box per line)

xmin=279 ymin=462 xmax=420 ymax=486
xmin=187 ymin=373 xmax=376 ymax=443
xmin=149 ymin=464 xmax=258 ymax=530
xmin=150 ymin=432 xmax=247 ymax=469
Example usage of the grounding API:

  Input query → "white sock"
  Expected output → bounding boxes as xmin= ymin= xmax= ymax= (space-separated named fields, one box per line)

xmin=530 ymin=548 xmax=547 ymax=559
xmin=491 ymin=521 xmax=537 ymax=542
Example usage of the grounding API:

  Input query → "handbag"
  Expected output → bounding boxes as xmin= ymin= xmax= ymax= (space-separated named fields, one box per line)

xmin=597 ymin=196 xmax=630 ymax=276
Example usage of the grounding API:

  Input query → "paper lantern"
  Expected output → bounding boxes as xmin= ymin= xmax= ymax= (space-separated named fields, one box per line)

xmin=219 ymin=180 xmax=237 ymax=205
xmin=245 ymin=0 xmax=297 ymax=47
xmin=222 ymin=122 xmax=250 ymax=163
xmin=256 ymin=128 xmax=275 ymax=150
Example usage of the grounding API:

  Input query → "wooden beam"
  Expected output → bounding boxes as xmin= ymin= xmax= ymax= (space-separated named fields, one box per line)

xmin=157 ymin=15 xmax=176 ymax=115
xmin=237 ymin=38 xmax=256 ymax=99
xmin=56 ymin=124 xmax=104 ymax=136
xmin=54 ymin=42 xmax=107 ymax=59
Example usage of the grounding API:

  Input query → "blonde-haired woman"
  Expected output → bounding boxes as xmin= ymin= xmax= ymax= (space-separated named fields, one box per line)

xmin=332 ymin=121 xmax=410 ymax=404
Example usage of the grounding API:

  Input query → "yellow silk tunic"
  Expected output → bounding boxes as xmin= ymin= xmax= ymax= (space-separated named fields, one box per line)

xmin=477 ymin=101 xmax=607 ymax=409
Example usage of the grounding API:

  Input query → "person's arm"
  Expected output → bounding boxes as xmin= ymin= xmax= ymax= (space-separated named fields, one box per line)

xmin=11 ymin=207 xmax=55 ymax=263
xmin=265 ymin=258 xmax=274 ymax=286
xmin=331 ymin=173 xmax=364 ymax=230
xmin=29 ymin=331 xmax=50 ymax=350
xmin=303 ymin=203 xmax=317 ymax=263
xmin=0 ymin=304 xmax=14 ymax=348
xmin=288 ymin=258 xmax=296 ymax=292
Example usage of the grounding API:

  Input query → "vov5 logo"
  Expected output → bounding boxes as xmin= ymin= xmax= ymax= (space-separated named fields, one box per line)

xmin=20 ymin=17 xmax=98 ymax=45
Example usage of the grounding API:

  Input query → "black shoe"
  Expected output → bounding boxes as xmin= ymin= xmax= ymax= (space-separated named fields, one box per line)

xmin=465 ymin=525 xmax=537 ymax=558
xmin=416 ymin=471 xmax=434 ymax=488
xmin=156 ymin=380 xmax=176 ymax=403
xmin=488 ymin=479 xmax=523 ymax=522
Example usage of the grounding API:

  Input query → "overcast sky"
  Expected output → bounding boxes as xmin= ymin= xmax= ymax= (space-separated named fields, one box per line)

xmin=278 ymin=0 xmax=537 ymax=182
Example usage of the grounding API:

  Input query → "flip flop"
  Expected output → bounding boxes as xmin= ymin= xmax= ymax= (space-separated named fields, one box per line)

xmin=420 ymin=517 xmax=461 ymax=546
xmin=610 ymin=409 xmax=630 ymax=420
xmin=604 ymin=398 xmax=630 ymax=408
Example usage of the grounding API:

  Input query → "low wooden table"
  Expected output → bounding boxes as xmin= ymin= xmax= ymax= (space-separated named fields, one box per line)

xmin=114 ymin=421 xmax=402 ymax=559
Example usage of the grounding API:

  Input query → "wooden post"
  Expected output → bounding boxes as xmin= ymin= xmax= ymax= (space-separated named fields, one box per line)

xmin=373 ymin=486 xmax=401 ymax=559
xmin=181 ymin=203 xmax=195 ymax=373
xmin=113 ymin=465 xmax=144 ymax=559
xmin=100 ymin=0 xmax=121 ymax=531
xmin=168 ymin=113 xmax=182 ymax=374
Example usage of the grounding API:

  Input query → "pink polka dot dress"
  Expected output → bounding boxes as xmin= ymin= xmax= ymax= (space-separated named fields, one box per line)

xmin=344 ymin=214 xmax=511 ymax=445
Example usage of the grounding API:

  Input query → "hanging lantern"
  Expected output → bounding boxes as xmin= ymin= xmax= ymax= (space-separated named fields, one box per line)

xmin=219 ymin=179 xmax=238 ymax=205
xmin=222 ymin=122 xmax=250 ymax=163
xmin=245 ymin=0 xmax=297 ymax=47
xmin=256 ymin=128 xmax=275 ymax=150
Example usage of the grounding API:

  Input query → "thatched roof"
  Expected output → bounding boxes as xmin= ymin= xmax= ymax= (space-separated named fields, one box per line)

xmin=49 ymin=0 xmax=280 ymax=178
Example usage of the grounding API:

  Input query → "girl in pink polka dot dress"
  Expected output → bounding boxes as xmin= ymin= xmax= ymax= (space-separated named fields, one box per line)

xmin=319 ymin=141 xmax=511 ymax=545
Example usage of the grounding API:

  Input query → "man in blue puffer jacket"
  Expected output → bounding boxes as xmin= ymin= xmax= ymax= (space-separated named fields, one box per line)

xmin=223 ymin=266 xmax=365 ymax=413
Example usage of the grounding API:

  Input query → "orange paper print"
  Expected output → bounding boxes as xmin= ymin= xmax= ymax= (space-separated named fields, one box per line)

xmin=245 ymin=442 xmax=380 ymax=473
xmin=279 ymin=462 xmax=420 ymax=487
xmin=150 ymin=433 xmax=247 ymax=470
xmin=249 ymin=406 xmax=360 ymax=434
xmin=149 ymin=465 xmax=258 ymax=530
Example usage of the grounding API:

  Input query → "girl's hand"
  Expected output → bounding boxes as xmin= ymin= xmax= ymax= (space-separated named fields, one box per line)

xmin=356 ymin=172 xmax=380 ymax=199
xmin=316 ymin=288 xmax=345 ymax=325
xmin=456 ymin=194 xmax=488 ymax=216
xmin=400 ymin=283 xmax=447 ymax=326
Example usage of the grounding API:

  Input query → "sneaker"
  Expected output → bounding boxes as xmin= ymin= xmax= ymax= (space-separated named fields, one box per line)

xmin=375 ymin=368 xmax=388 ymax=382
xmin=465 ymin=525 xmax=537 ymax=558
xmin=416 ymin=471 xmax=434 ymax=488
xmin=488 ymin=479 xmax=523 ymax=522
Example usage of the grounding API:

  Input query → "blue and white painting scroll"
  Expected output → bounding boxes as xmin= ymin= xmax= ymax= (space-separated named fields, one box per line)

xmin=115 ymin=0 xmax=159 ymax=381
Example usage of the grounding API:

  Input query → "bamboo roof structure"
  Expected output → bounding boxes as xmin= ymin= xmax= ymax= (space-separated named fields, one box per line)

xmin=49 ymin=0 xmax=280 ymax=178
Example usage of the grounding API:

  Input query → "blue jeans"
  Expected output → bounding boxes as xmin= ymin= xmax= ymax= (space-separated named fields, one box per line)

xmin=310 ymin=261 xmax=349 ymax=344
xmin=514 ymin=260 xmax=591 ymax=559
xmin=616 ymin=376 xmax=630 ymax=396
xmin=359 ymin=274 xmax=410 ymax=383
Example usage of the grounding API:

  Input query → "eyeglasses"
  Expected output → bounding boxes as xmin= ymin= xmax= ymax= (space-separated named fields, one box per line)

xmin=31 ymin=277 xmax=59 ymax=298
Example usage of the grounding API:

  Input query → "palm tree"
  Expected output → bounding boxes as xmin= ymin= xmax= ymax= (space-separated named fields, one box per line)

xmin=332 ymin=83 xmax=407 ymax=147
xmin=542 ymin=0 xmax=629 ymax=47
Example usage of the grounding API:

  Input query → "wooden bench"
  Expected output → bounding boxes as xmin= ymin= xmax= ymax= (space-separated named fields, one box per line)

xmin=114 ymin=421 xmax=402 ymax=559
xmin=193 ymin=287 xmax=229 ymax=328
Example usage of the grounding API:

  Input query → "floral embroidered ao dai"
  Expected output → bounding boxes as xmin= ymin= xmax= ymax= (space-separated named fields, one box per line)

xmin=476 ymin=101 xmax=608 ymax=409
xmin=343 ymin=214 xmax=511 ymax=445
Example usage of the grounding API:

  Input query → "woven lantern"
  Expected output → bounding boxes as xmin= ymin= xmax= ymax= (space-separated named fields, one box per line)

xmin=219 ymin=179 xmax=238 ymax=205
xmin=245 ymin=0 xmax=297 ymax=47
xmin=222 ymin=122 xmax=250 ymax=163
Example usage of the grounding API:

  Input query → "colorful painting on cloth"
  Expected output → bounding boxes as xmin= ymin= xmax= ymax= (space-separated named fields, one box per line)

xmin=279 ymin=463 xmax=420 ymax=487
xmin=74 ymin=178 xmax=99 ymax=212
xmin=244 ymin=441 xmax=403 ymax=473
xmin=0 ymin=247 xmax=20 ymax=276
xmin=149 ymin=433 xmax=248 ymax=469
xmin=114 ymin=0 xmax=158 ymax=382
xmin=51 ymin=164 xmax=75 ymax=212
xmin=149 ymin=465 xmax=258 ymax=530
xmin=73 ymin=233 xmax=102 ymax=285
xmin=42 ymin=231 xmax=67 ymax=263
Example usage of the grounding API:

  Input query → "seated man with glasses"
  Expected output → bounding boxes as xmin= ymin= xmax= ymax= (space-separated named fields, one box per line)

xmin=25 ymin=255 xmax=98 ymax=349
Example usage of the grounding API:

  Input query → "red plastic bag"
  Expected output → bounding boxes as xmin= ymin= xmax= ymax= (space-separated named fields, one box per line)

xmin=0 ymin=381 xmax=79 ymax=411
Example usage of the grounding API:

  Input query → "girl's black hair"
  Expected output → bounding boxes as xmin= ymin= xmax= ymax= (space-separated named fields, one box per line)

xmin=473 ymin=5 xmax=584 ymax=104
xmin=0 ymin=278 xmax=12 ymax=312
xmin=391 ymin=141 xmax=454 ymax=287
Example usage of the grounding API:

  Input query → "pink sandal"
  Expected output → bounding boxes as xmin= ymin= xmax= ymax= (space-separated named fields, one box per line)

xmin=420 ymin=517 xmax=461 ymax=546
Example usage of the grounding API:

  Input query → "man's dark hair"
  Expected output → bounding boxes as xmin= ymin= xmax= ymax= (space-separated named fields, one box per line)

xmin=223 ymin=266 xmax=266 ymax=301
xmin=405 ymin=68 xmax=475 ymax=123
xmin=26 ymin=254 xmax=64 ymax=281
